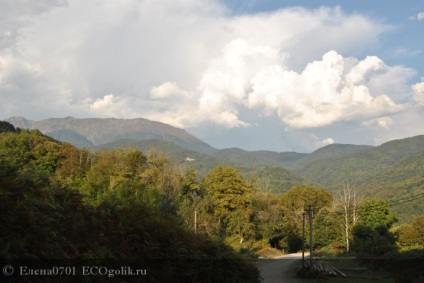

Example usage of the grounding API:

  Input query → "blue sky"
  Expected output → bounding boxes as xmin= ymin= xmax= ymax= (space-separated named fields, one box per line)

xmin=1 ymin=0 xmax=423 ymax=152
xmin=226 ymin=0 xmax=424 ymax=73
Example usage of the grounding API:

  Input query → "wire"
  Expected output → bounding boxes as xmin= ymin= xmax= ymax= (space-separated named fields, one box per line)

xmin=329 ymin=191 xmax=424 ymax=215
xmin=389 ymin=193 xmax=424 ymax=207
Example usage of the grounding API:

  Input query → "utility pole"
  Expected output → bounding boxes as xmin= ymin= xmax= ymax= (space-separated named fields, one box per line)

xmin=302 ymin=211 xmax=305 ymax=268
xmin=194 ymin=208 xmax=197 ymax=234
xmin=306 ymin=205 xmax=314 ymax=269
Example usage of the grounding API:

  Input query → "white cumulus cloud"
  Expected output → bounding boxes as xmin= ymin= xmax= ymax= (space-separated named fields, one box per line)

xmin=247 ymin=50 xmax=406 ymax=128
xmin=150 ymin=82 xmax=191 ymax=100
xmin=88 ymin=94 xmax=116 ymax=110
xmin=412 ymin=80 xmax=424 ymax=105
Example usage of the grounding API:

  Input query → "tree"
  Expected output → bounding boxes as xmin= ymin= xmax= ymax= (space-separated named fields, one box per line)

xmin=351 ymin=199 xmax=398 ymax=257
xmin=279 ymin=186 xmax=332 ymax=229
xmin=203 ymin=166 xmax=255 ymax=241
xmin=279 ymin=186 xmax=332 ymax=252
xmin=251 ymin=190 xmax=281 ymax=241
xmin=313 ymin=208 xmax=340 ymax=249
xmin=54 ymin=143 xmax=92 ymax=188
xmin=0 ymin=121 xmax=16 ymax=133
xmin=332 ymin=184 xmax=362 ymax=252
xmin=204 ymin=166 xmax=253 ymax=216
xmin=351 ymin=224 xmax=397 ymax=257
xmin=255 ymin=175 xmax=273 ymax=198
xmin=357 ymin=199 xmax=397 ymax=229
xmin=80 ymin=150 xmax=116 ymax=204
xmin=0 ymin=129 xmax=62 ymax=185
xmin=397 ymin=215 xmax=424 ymax=250
xmin=178 ymin=169 xmax=203 ymax=232
xmin=140 ymin=149 xmax=182 ymax=213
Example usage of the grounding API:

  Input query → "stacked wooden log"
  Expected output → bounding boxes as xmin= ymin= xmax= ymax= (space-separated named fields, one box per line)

xmin=304 ymin=262 xmax=347 ymax=277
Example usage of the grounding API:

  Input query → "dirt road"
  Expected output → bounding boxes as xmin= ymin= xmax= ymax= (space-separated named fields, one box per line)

xmin=256 ymin=253 xmax=309 ymax=283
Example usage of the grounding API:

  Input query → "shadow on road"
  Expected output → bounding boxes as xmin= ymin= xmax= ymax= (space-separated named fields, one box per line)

xmin=256 ymin=253 xmax=318 ymax=283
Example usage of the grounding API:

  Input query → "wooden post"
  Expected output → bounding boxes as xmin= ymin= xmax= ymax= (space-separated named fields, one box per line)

xmin=302 ymin=211 xmax=305 ymax=268
xmin=194 ymin=208 xmax=197 ymax=234
xmin=308 ymin=205 xmax=314 ymax=270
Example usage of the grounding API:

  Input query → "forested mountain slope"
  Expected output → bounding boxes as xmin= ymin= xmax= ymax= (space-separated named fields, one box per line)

xmin=210 ymin=148 xmax=284 ymax=167
xmin=358 ymin=152 xmax=424 ymax=223
xmin=97 ymin=138 xmax=221 ymax=175
xmin=99 ymin=139 xmax=307 ymax=195
xmin=291 ymin=135 xmax=424 ymax=223
xmin=294 ymin=135 xmax=424 ymax=189
xmin=250 ymin=150 xmax=308 ymax=167
xmin=47 ymin=129 xmax=94 ymax=148
xmin=292 ymin=143 xmax=373 ymax=170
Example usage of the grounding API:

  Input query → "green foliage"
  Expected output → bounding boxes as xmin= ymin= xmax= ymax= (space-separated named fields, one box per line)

xmin=0 ymin=129 xmax=61 ymax=183
xmin=397 ymin=215 xmax=424 ymax=250
xmin=203 ymin=166 xmax=256 ymax=240
xmin=293 ymin=143 xmax=373 ymax=171
xmin=278 ymin=186 xmax=333 ymax=252
xmin=351 ymin=224 xmax=397 ymax=257
xmin=358 ymin=199 xmax=397 ymax=229
xmin=279 ymin=186 xmax=333 ymax=221
xmin=54 ymin=143 xmax=92 ymax=188
xmin=313 ymin=208 xmax=341 ymax=248
xmin=293 ymin=136 xmax=424 ymax=224
xmin=250 ymin=191 xmax=281 ymax=241
xmin=244 ymin=166 xmax=309 ymax=195
xmin=204 ymin=166 xmax=253 ymax=215
xmin=360 ymin=153 xmax=424 ymax=223
xmin=350 ymin=199 xmax=399 ymax=258
xmin=0 ymin=130 xmax=261 ymax=282
xmin=296 ymin=135 xmax=424 ymax=188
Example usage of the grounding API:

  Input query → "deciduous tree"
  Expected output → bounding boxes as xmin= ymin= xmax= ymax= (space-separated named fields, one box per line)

xmin=203 ymin=166 xmax=255 ymax=241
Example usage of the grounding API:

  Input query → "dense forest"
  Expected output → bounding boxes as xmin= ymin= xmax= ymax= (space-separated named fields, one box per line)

xmin=1 ymin=121 xmax=423 ymax=282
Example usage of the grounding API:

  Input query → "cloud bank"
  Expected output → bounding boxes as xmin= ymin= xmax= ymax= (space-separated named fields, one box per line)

xmin=0 ymin=0 xmax=422 ymax=151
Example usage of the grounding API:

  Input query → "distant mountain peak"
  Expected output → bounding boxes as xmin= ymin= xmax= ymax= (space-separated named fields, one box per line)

xmin=6 ymin=116 xmax=216 ymax=154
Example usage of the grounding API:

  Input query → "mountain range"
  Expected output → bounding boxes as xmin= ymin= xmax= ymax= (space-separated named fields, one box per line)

xmin=6 ymin=116 xmax=424 ymax=223
xmin=6 ymin=116 xmax=215 ymax=154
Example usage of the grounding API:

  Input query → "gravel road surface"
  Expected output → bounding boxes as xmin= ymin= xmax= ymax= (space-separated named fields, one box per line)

xmin=256 ymin=253 xmax=309 ymax=283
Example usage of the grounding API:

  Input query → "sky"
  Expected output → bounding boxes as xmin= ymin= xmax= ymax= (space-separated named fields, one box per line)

xmin=1 ymin=0 xmax=423 ymax=152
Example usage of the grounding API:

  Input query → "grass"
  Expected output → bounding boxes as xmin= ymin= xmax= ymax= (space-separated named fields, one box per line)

xmin=224 ymin=237 xmax=284 ymax=259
